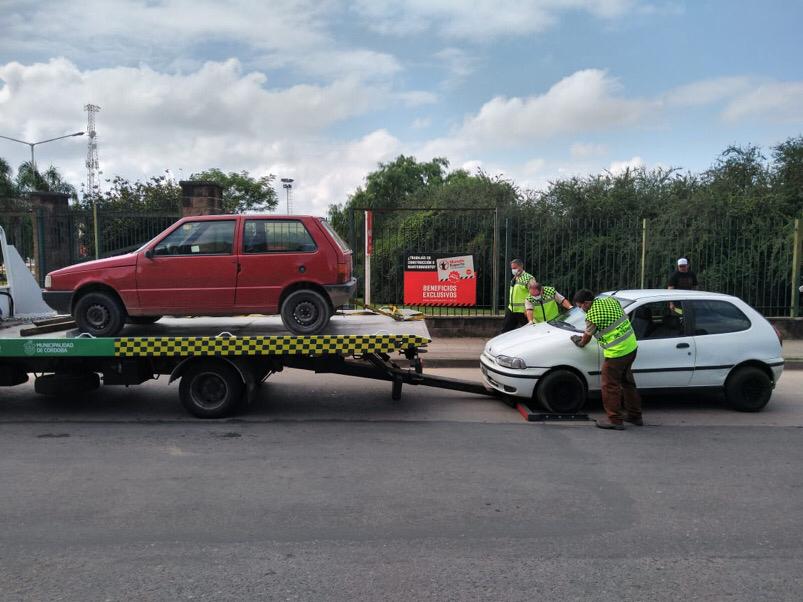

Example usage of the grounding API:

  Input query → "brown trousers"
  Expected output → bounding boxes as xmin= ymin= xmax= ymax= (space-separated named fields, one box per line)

xmin=601 ymin=349 xmax=641 ymax=423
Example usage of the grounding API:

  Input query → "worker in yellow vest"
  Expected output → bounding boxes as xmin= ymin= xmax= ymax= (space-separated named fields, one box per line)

xmin=571 ymin=289 xmax=642 ymax=430
xmin=499 ymin=258 xmax=533 ymax=333
xmin=525 ymin=280 xmax=572 ymax=324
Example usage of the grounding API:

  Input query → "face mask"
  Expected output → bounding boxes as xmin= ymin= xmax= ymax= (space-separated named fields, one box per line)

xmin=511 ymin=269 xmax=519 ymax=276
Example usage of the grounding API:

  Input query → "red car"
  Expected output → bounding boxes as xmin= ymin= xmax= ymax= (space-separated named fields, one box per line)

xmin=43 ymin=215 xmax=356 ymax=336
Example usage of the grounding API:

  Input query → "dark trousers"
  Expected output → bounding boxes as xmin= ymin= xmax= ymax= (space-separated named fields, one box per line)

xmin=601 ymin=349 xmax=642 ymax=423
xmin=499 ymin=309 xmax=528 ymax=334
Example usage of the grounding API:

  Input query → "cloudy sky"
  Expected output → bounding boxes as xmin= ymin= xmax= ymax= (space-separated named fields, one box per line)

xmin=1 ymin=0 xmax=802 ymax=214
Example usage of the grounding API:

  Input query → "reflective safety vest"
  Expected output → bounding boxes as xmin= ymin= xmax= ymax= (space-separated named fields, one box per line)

xmin=526 ymin=285 xmax=560 ymax=323
xmin=586 ymin=296 xmax=638 ymax=359
xmin=508 ymin=271 xmax=533 ymax=313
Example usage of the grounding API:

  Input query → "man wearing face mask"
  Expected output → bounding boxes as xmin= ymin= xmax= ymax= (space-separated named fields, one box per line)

xmin=499 ymin=258 xmax=534 ymax=333
xmin=525 ymin=280 xmax=572 ymax=324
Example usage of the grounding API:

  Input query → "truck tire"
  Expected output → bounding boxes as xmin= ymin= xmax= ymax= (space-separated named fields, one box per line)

xmin=74 ymin=291 xmax=126 ymax=337
xmin=127 ymin=315 xmax=162 ymax=325
xmin=179 ymin=360 xmax=244 ymax=419
xmin=280 ymin=289 xmax=331 ymax=335
xmin=535 ymin=369 xmax=586 ymax=414
xmin=725 ymin=365 xmax=772 ymax=412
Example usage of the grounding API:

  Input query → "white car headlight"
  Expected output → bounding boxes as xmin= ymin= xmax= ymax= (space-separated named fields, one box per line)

xmin=496 ymin=355 xmax=526 ymax=369
xmin=44 ymin=274 xmax=52 ymax=288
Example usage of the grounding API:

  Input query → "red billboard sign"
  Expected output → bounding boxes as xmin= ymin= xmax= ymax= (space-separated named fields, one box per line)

xmin=404 ymin=254 xmax=476 ymax=306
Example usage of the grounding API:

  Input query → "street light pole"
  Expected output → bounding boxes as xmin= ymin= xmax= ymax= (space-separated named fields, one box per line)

xmin=281 ymin=178 xmax=294 ymax=214
xmin=0 ymin=131 xmax=85 ymax=174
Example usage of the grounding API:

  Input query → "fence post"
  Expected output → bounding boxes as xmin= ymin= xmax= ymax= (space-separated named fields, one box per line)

xmin=364 ymin=210 xmax=372 ymax=306
xmin=349 ymin=208 xmax=356 ymax=255
xmin=93 ymin=203 xmax=100 ymax=259
xmin=503 ymin=216 xmax=511 ymax=310
xmin=492 ymin=207 xmax=499 ymax=313
xmin=791 ymin=218 xmax=801 ymax=318
xmin=35 ymin=208 xmax=46 ymax=285
xmin=640 ymin=218 xmax=647 ymax=289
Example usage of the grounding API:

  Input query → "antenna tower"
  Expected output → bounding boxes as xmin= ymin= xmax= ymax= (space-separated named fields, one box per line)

xmin=84 ymin=104 xmax=101 ymax=194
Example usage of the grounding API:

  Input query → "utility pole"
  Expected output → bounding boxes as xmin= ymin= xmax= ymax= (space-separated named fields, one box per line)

xmin=84 ymin=104 xmax=101 ymax=195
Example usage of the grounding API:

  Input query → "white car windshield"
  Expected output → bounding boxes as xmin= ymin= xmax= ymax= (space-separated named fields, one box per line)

xmin=549 ymin=307 xmax=588 ymax=332
xmin=549 ymin=296 xmax=634 ymax=332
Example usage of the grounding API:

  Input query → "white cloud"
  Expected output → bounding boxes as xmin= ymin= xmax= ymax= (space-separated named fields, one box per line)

xmin=269 ymin=130 xmax=402 ymax=214
xmin=570 ymin=142 xmax=609 ymax=159
xmin=523 ymin=158 xmax=546 ymax=175
xmin=0 ymin=58 xmax=384 ymax=140
xmin=0 ymin=0 xmax=400 ymax=81
xmin=0 ymin=58 xmax=404 ymax=214
xmin=434 ymin=47 xmax=479 ymax=87
xmin=722 ymin=81 xmax=803 ymax=123
xmin=608 ymin=156 xmax=645 ymax=175
xmin=454 ymin=69 xmax=652 ymax=148
xmin=414 ymin=69 xmax=649 ymax=160
xmin=397 ymin=90 xmax=439 ymax=106
xmin=411 ymin=117 xmax=432 ymax=129
xmin=663 ymin=76 xmax=803 ymax=124
xmin=664 ymin=76 xmax=753 ymax=107
xmin=352 ymin=0 xmax=640 ymax=39
xmin=460 ymin=159 xmax=484 ymax=173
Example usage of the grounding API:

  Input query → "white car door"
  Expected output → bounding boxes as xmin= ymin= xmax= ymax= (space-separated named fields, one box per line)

xmin=687 ymin=299 xmax=753 ymax=387
xmin=628 ymin=300 xmax=696 ymax=389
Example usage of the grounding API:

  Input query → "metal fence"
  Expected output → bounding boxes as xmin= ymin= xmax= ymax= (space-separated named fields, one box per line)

xmin=68 ymin=210 xmax=181 ymax=261
xmin=4 ymin=202 xmax=800 ymax=317
xmin=509 ymin=214 xmax=797 ymax=316
xmin=0 ymin=207 xmax=180 ymax=284
xmin=350 ymin=208 xmax=803 ymax=317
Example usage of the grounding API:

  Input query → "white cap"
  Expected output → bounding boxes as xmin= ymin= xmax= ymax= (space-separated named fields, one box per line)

xmin=677 ymin=258 xmax=689 ymax=266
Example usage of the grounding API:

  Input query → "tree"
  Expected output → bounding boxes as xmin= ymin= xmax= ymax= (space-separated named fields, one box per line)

xmin=14 ymin=161 xmax=76 ymax=197
xmin=771 ymin=136 xmax=803 ymax=215
xmin=0 ymin=157 xmax=15 ymax=200
xmin=190 ymin=168 xmax=278 ymax=213
xmin=79 ymin=175 xmax=182 ymax=212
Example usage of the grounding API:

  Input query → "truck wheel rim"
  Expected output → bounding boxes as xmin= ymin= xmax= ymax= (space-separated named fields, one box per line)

xmin=190 ymin=372 xmax=228 ymax=410
xmin=86 ymin=304 xmax=110 ymax=329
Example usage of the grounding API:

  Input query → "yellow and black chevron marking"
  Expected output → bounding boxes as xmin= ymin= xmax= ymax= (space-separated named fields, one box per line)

xmin=114 ymin=335 xmax=430 ymax=358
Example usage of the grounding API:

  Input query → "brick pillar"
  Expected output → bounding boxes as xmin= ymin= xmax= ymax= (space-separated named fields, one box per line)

xmin=179 ymin=180 xmax=224 ymax=216
xmin=29 ymin=191 xmax=72 ymax=283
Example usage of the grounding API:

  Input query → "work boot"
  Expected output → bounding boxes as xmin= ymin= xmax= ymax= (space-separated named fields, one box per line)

xmin=624 ymin=416 xmax=644 ymax=426
xmin=595 ymin=418 xmax=625 ymax=430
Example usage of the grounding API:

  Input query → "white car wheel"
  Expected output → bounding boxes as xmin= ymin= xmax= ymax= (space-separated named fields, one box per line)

xmin=536 ymin=369 xmax=587 ymax=414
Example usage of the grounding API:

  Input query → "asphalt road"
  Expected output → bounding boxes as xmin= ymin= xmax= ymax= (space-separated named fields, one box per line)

xmin=1 ymin=369 xmax=802 ymax=600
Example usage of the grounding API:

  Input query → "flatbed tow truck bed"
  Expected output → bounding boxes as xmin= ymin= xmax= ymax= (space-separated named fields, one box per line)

xmin=0 ymin=313 xmax=497 ymax=418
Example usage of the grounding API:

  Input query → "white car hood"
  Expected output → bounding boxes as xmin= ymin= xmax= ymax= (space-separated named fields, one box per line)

xmin=485 ymin=322 xmax=580 ymax=360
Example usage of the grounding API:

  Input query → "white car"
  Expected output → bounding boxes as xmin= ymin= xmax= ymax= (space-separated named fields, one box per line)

xmin=480 ymin=290 xmax=784 ymax=413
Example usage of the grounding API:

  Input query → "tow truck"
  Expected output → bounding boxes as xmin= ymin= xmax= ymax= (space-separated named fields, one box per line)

xmin=0 ymin=312 xmax=479 ymax=418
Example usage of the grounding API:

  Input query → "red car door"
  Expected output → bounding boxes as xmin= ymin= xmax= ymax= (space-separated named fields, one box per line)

xmin=136 ymin=219 xmax=238 ymax=313
xmin=235 ymin=218 xmax=327 ymax=313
